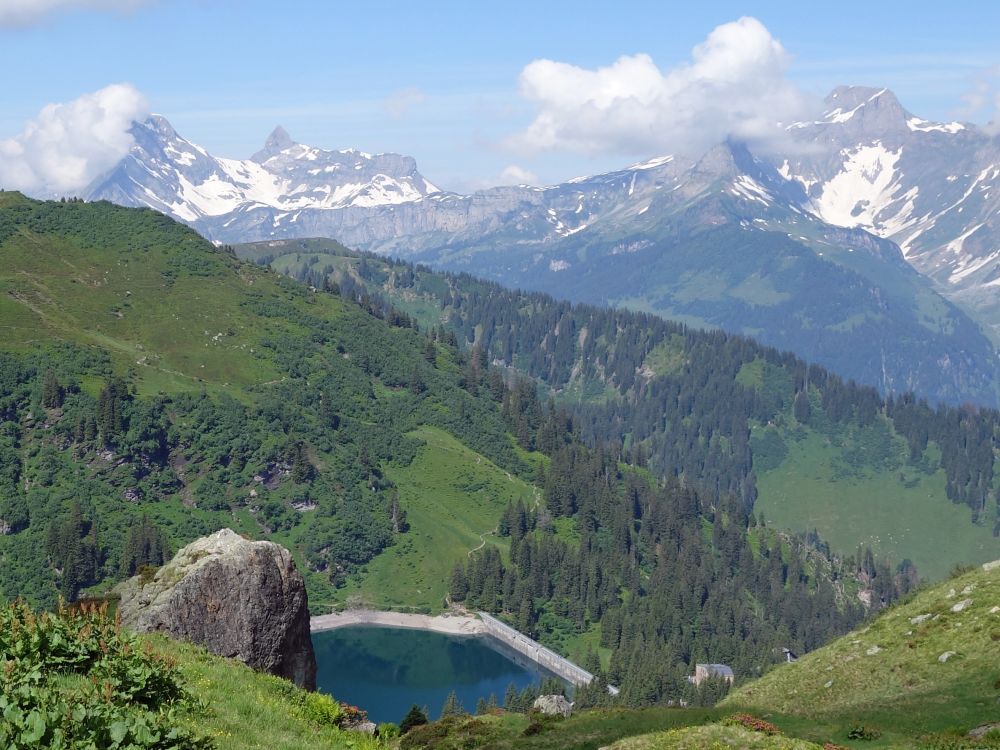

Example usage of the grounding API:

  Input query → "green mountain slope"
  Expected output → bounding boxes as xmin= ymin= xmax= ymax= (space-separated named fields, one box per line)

xmin=724 ymin=560 xmax=1000 ymax=747
xmin=0 ymin=193 xmax=278 ymax=394
xmin=235 ymin=239 xmax=1000 ymax=580
xmin=0 ymin=194 xmax=530 ymax=610
xmin=0 ymin=196 xmax=893 ymax=709
xmin=334 ymin=425 xmax=538 ymax=612
xmin=754 ymin=428 xmax=997 ymax=580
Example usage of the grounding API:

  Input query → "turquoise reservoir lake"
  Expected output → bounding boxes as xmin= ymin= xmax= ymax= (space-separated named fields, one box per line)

xmin=313 ymin=625 xmax=562 ymax=725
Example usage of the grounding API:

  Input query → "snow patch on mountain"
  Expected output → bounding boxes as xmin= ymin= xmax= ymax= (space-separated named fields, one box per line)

xmin=824 ymin=102 xmax=866 ymax=124
xmin=629 ymin=155 xmax=675 ymax=171
xmin=906 ymin=117 xmax=966 ymax=134
xmin=813 ymin=143 xmax=902 ymax=227
xmin=731 ymin=175 xmax=773 ymax=206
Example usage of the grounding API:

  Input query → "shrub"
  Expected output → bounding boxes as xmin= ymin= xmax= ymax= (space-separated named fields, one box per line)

xmin=847 ymin=724 xmax=882 ymax=741
xmin=138 ymin=564 xmax=160 ymax=584
xmin=377 ymin=723 xmax=401 ymax=740
xmin=399 ymin=717 xmax=453 ymax=750
xmin=723 ymin=713 xmax=781 ymax=736
xmin=522 ymin=714 xmax=562 ymax=737
xmin=298 ymin=691 xmax=344 ymax=727
xmin=340 ymin=703 xmax=369 ymax=727
xmin=0 ymin=600 xmax=212 ymax=749
xmin=400 ymin=703 xmax=429 ymax=734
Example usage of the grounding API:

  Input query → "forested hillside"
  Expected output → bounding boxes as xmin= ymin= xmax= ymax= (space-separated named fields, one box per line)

xmin=0 ymin=193 xmax=527 ymax=608
xmin=237 ymin=238 xmax=1000 ymax=579
xmin=0 ymin=195 xmax=901 ymax=706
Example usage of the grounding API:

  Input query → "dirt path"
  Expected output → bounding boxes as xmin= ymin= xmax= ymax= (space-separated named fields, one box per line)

xmin=468 ymin=527 xmax=497 ymax=557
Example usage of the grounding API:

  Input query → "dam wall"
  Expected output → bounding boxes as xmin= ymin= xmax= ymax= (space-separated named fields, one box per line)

xmin=478 ymin=612 xmax=619 ymax=695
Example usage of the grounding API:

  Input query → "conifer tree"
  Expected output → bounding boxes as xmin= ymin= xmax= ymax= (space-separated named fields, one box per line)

xmin=399 ymin=704 xmax=428 ymax=734
xmin=440 ymin=690 xmax=465 ymax=719
xmin=41 ymin=370 xmax=64 ymax=409
xmin=503 ymin=683 xmax=518 ymax=711
xmin=448 ymin=563 xmax=468 ymax=601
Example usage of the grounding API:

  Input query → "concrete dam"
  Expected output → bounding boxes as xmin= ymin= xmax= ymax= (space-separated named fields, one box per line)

xmin=478 ymin=612 xmax=619 ymax=695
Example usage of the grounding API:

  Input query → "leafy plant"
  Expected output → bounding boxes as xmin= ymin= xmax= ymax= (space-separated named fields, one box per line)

xmin=0 ymin=600 xmax=212 ymax=749
xmin=296 ymin=690 xmax=344 ymax=727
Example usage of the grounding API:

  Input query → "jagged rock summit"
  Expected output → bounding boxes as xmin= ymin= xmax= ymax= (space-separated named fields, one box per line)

xmin=115 ymin=528 xmax=317 ymax=689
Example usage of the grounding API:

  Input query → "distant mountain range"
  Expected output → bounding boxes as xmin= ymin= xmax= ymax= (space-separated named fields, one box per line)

xmin=84 ymin=87 xmax=1000 ymax=406
xmin=86 ymin=116 xmax=439 ymax=226
xmin=779 ymin=86 xmax=1000 ymax=337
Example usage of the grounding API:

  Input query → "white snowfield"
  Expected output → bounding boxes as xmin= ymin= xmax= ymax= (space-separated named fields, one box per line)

xmin=813 ymin=142 xmax=903 ymax=229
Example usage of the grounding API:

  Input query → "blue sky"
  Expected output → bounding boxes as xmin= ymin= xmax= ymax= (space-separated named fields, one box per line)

xmin=1 ymin=0 xmax=999 ymax=191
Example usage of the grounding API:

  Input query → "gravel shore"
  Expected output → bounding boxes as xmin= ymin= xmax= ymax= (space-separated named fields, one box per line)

xmin=309 ymin=609 xmax=484 ymax=636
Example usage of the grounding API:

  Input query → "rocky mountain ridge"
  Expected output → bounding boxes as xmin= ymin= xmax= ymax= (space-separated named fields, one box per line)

xmin=86 ymin=116 xmax=439 ymax=228
xmin=778 ymin=85 xmax=1000 ymax=336
xmin=81 ymin=90 xmax=1000 ymax=405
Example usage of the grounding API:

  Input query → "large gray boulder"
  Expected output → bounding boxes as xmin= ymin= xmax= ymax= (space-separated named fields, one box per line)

xmin=533 ymin=694 xmax=573 ymax=718
xmin=115 ymin=528 xmax=317 ymax=689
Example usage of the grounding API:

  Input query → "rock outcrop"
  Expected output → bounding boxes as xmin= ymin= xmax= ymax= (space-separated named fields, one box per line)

xmin=969 ymin=723 xmax=1000 ymax=739
xmin=115 ymin=528 xmax=317 ymax=689
xmin=533 ymin=694 xmax=573 ymax=718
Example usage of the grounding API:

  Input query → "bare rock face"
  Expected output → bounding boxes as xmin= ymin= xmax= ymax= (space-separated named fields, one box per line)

xmin=115 ymin=528 xmax=317 ymax=689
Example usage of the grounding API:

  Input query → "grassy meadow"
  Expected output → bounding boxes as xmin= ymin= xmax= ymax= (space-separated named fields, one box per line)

xmin=756 ymin=429 xmax=1000 ymax=580
xmin=333 ymin=426 xmax=536 ymax=612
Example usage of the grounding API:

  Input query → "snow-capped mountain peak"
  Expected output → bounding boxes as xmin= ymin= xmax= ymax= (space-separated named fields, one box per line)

xmin=774 ymin=87 xmax=1000 ymax=331
xmin=85 ymin=116 xmax=440 ymax=224
xmin=260 ymin=125 xmax=294 ymax=154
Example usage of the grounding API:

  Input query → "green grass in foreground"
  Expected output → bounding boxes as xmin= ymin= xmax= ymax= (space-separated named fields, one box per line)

xmin=152 ymin=636 xmax=382 ymax=750
xmin=756 ymin=430 xmax=1000 ymax=580
xmin=399 ymin=708 xmax=724 ymax=750
xmin=607 ymin=723 xmax=824 ymax=750
xmin=0 ymin=597 xmax=383 ymax=750
xmin=333 ymin=426 xmax=536 ymax=612
xmin=723 ymin=561 xmax=1000 ymax=748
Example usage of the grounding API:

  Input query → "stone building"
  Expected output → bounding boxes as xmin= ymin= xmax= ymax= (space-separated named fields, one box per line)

xmin=689 ymin=663 xmax=735 ymax=686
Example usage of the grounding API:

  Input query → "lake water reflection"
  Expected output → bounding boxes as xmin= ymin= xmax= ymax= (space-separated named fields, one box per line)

xmin=313 ymin=625 xmax=560 ymax=725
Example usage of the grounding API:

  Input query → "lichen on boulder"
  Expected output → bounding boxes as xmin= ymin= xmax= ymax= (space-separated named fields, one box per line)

xmin=115 ymin=528 xmax=317 ymax=689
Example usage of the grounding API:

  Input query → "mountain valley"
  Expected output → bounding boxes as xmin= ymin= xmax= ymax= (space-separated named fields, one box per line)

xmin=85 ymin=89 xmax=1000 ymax=407
xmin=235 ymin=238 xmax=1000 ymax=580
xmin=5 ymin=7 xmax=1000 ymax=745
xmin=0 ymin=194 xmax=903 ymax=707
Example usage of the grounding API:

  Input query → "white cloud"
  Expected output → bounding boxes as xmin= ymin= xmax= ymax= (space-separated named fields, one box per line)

xmin=0 ymin=0 xmax=149 ymax=26
xmin=959 ymin=65 xmax=1000 ymax=135
xmin=507 ymin=17 xmax=818 ymax=158
xmin=498 ymin=164 xmax=538 ymax=185
xmin=383 ymin=87 xmax=428 ymax=119
xmin=0 ymin=83 xmax=148 ymax=195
